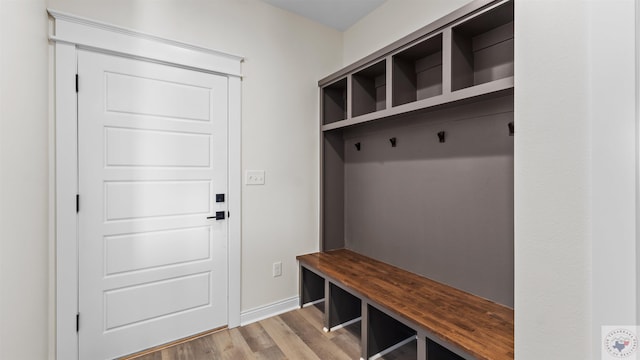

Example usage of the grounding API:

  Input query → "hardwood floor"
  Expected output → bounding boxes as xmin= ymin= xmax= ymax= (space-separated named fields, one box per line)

xmin=125 ymin=303 xmax=416 ymax=360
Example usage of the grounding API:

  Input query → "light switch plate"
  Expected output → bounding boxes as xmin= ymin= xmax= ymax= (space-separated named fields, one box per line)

xmin=273 ymin=261 xmax=282 ymax=277
xmin=245 ymin=170 xmax=265 ymax=185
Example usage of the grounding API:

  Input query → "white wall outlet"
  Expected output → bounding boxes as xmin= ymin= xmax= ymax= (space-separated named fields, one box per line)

xmin=272 ymin=261 xmax=282 ymax=277
xmin=245 ymin=170 xmax=265 ymax=185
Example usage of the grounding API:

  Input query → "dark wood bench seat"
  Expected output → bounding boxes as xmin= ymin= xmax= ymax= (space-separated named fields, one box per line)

xmin=297 ymin=249 xmax=514 ymax=360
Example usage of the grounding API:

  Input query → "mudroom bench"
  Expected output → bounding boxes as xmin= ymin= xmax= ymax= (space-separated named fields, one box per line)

xmin=297 ymin=249 xmax=514 ymax=360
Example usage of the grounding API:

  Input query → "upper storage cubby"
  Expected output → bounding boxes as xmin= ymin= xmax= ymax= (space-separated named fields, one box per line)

xmin=322 ymin=78 xmax=347 ymax=125
xmin=392 ymin=33 xmax=443 ymax=107
xmin=352 ymin=60 xmax=387 ymax=117
xmin=319 ymin=0 xmax=513 ymax=131
xmin=451 ymin=1 xmax=514 ymax=91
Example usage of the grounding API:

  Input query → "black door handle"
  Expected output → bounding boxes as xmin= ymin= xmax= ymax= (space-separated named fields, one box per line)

xmin=207 ymin=211 xmax=225 ymax=220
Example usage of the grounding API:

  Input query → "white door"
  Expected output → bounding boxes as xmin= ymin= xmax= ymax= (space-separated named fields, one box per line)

xmin=77 ymin=50 xmax=229 ymax=359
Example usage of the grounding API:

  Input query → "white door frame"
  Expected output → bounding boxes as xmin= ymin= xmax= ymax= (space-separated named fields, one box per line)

xmin=49 ymin=10 xmax=243 ymax=360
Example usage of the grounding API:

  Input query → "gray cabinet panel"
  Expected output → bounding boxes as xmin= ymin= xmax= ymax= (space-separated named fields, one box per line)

xmin=343 ymin=96 xmax=514 ymax=307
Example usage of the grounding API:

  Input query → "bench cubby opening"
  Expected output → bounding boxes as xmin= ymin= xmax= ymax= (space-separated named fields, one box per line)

xmin=299 ymin=266 xmax=325 ymax=307
xmin=327 ymin=282 xmax=361 ymax=331
xmin=352 ymin=60 xmax=387 ymax=117
xmin=392 ymin=33 xmax=443 ymax=107
xmin=451 ymin=1 xmax=514 ymax=91
xmin=364 ymin=304 xmax=416 ymax=359
xmin=322 ymin=78 xmax=347 ymax=124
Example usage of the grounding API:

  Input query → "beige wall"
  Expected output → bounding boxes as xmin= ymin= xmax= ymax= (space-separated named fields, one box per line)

xmin=588 ymin=1 xmax=637 ymax=356
xmin=342 ymin=0 xmax=472 ymax=65
xmin=515 ymin=0 xmax=637 ymax=358
xmin=515 ymin=1 xmax=593 ymax=357
xmin=0 ymin=0 xmax=50 ymax=359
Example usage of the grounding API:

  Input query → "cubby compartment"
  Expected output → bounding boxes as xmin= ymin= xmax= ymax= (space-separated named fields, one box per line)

xmin=451 ymin=1 xmax=514 ymax=91
xmin=365 ymin=304 xmax=416 ymax=359
xmin=352 ymin=60 xmax=386 ymax=117
xmin=327 ymin=283 xmax=361 ymax=330
xmin=392 ymin=33 xmax=443 ymax=107
xmin=322 ymin=78 xmax=347 ymax=124
xmin=300 ymin=266 xmax=325 ymax=307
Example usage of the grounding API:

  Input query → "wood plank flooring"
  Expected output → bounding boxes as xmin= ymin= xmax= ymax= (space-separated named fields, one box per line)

xmin=125 ymin=303 xmax=416 ymax=360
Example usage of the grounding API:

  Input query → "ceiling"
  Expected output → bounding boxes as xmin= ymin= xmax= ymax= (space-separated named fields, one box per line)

xmin=261 ymin=0 xmax=387 ymax=31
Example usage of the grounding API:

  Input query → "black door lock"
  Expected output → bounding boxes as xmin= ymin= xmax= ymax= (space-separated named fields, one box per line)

xmin=207 ymin=211 xmax=226 ymax=220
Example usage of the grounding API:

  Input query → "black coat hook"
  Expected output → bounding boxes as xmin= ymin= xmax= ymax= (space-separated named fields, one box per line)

xmin=508 ymin=122 xmax=514 ymax=136
xmin=355 ymin=142 xmax=361 ymax=151
xmin=389 ymin=137 xmax=397 ymax=147
xmin=437 ymin=131 xmax=446 ymax=143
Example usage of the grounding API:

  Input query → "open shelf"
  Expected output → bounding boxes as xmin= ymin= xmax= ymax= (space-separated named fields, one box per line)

xmin=327 ymin=283 xmax=361 ymax=330
xmin=352 ymin=60 xmax=387 ymax=117
xmin=300 ymin=267 xmax=324 ymax=306
xmin=322 ymin=78 xmax=347 ymax=125
xmin=451 ymin=1 xmax=514 ymax=91
xmin=321 ymin=76 xmax=513 ymax=132
xmin=392 ymin=33 xmax=443 ymax=107
xmin=319 ymin=1 xmax=514 ymax=133
xmin=366 ymin=304 xmax=416 ymax=358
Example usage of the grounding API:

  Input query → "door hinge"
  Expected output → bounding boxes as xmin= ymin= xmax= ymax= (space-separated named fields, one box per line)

xmin=76 ymin=313 xmax=80 ymax=332
xmin=76 ymin=194 xmax=79 ymax=213
xmin=75 ymin=74 xmax=78 ymax=93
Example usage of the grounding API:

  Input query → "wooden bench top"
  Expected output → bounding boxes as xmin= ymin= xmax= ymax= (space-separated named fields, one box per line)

xmin=297 ymin=249 xmax=514 ymax=360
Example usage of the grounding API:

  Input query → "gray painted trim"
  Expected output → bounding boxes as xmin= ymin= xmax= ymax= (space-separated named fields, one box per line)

xmin=319 ymin=87 xmax=325 ymax=252
xmin=360 ymin=301 xmax=369 ymax=360
xmin=318 ymin=0 xmax=507 ymax=87
xmin=385 ymin=56 xmax=393 ymax=111
xmin=442 ymin=28 xmax=453 ymax=95
xmin=322 ymin=76 xmax=513 ymax=131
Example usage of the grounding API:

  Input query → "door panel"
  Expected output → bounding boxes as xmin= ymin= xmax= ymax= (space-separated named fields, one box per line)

xmin=105 ymin=71 xmax=212 ymax=121
xmin=104 ymin=180 xmax=211 ymax=220
xmin=105 ymin=227 xmax=211 ymax=275
xmin=104 ymin=272 xmax=211 ymax=330
xmin=78 ymin=50 xmax=228 ymax=359
xmin=105 ymin=127 xmax=212 ymax=167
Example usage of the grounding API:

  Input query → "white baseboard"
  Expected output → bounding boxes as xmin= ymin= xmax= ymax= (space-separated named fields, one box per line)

xmin=239 ymin=296 xmax=299 ymax=326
